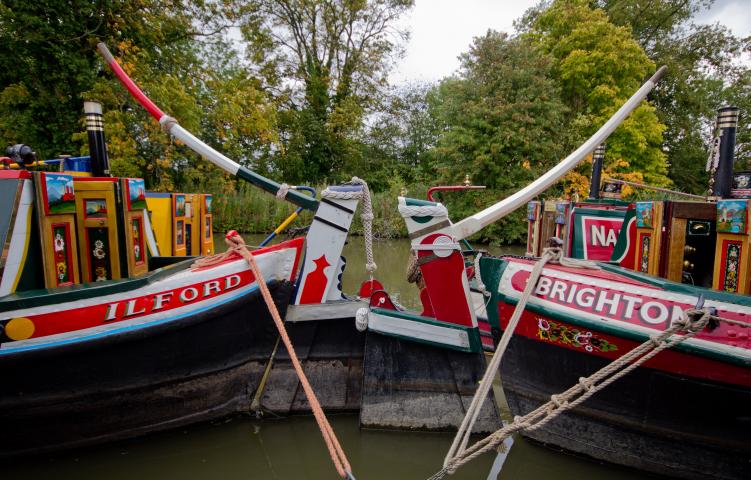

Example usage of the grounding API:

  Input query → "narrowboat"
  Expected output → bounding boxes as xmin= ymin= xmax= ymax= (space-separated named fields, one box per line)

xmin=0 ymin=100 xmax=307 ymax=456
xmin=359 ymin=68 xmax=750 ymax=479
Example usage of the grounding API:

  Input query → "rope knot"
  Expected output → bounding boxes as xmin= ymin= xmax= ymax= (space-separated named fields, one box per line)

xmin=678 ymin=308 xmax=711 ymax=333
xmin=578 ymin=376 xmax=594 ymax=391
xmin=542 ymin=246 xmax=563 ymax=263
xmin=550 ymin=394 xmax=567 ymax=409
xmin=276 ymin=183 xmax=290 ymax=199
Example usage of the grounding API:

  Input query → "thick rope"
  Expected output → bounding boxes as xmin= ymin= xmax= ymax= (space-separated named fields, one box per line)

xmin=398 ymin=203 xmax=448 ymax=218
xmin=322 ymin=177 xmax=377 ymax=275
xmin=444 ymin=248 xmax=560 ymax=468
xmin=194 ymin=232 xmax=355 ymax=479
xmin=473 ymin=252 xmax=489 ymax=297
xmin=432 ymin=308 xmax=712 ymax=478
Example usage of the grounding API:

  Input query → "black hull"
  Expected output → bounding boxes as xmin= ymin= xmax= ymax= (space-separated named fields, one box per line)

xmin=501 ymin=334 xmax=751 ymax=479
xmin=0 ymin=280 xmax=293 ymax=457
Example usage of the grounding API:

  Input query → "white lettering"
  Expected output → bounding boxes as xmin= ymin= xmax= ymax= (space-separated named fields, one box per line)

xmin=607 ymin=228 xmax=618 ymax=246
xmin=153 ymin=292 xmax=174 ymax=311
xmin=535 ymin=277 xmax=552 ymax=296
xmin=591 ymin=225 xmax=606 ymax=247
xmin=550 ymin=280 xmax=567 ymax=302
xmin=105 ymin=303 xmax=119 ymax=321
xmin=180 ymin=287 xmax=199 ymax=302
xmin=639 ymin=301 xmax=668 ymax=325
xmin=621 ymin=295 xmax=642 ymax=319
xmin=590 ymin=225 xmax=617 ymax=247
xmin=595 ymin=291 xmax=621 ymax=316
xmin=576 ymin=288 xmax=596 ymax=308
xmin=566 ymin=283 xmax=578 ymax=304
xmin=203 ymin=280 xmax=221 ymax=297
xmin=124 ymin=298 xmax=146 ymax=317
xmin=225 ymin=274 xmax=241 ymax=290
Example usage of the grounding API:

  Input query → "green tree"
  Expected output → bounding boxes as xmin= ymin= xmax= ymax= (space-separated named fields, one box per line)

xmin=592 ymin=0 xmax=749 ymax=194
xmin=354 ymin=82 xmax=440 ymax=190
xmin=527 ymin=0 xmax=670 ymax=189
xmin=0 ymin=0 xmax=279 ymax=193
xmin=427 ymin=32 xmax=569 ymax=244
xmin=233 ymin=0 xmax=414 ymax=183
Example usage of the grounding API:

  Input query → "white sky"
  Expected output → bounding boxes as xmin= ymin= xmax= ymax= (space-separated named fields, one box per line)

xmin=390 ymin=0 xmax=751 ymax=84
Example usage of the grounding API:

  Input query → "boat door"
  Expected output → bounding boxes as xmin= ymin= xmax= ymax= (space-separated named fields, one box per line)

xmin=200 ymin=194 xmax=213 ymax=255
xmin=33 ymin=172 xmax=81 ymax=288
xmin=659 ymin=201 xmax=716 ymax=287
xmin=73 ymin=177 xmax=122 ymax=282
xmin=120 ymin=178 xmax=149 ymax=277
xmin=172 ymin=194 xmax=187 ymax=256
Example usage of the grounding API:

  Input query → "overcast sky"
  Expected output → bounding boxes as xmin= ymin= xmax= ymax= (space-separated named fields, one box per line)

xmin=390 ymin=0 xmax=751 ymax=84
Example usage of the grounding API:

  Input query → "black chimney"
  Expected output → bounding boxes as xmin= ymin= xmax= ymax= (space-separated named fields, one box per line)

xmin=84 ymin=100 xmax=111 ymax=177
xmin=589 ymin=143 xmax=605 ymax=199
xmin=710 ymin=106 xmax=739 ymax=198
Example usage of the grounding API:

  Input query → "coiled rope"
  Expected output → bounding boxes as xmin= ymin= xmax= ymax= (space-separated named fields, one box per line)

xmin=398 ymin=202 xmax=448 ymax=218
xmin=193 ymin=232 xmax=355 ymax=479
xmin=321 ymin=177 xmax=377 ymax=276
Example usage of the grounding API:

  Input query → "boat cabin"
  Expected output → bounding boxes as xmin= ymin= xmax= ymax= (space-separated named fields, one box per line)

xmin=0 ymin=163 xmax=212 ymax=296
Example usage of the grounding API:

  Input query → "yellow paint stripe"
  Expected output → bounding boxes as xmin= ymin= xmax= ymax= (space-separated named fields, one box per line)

xmin=273 ymin=211 xmax=299 ymax=235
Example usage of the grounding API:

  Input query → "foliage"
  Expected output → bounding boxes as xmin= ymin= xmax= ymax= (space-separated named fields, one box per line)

xmin=593 ymin=0 xmax=750 ymax=194
xmin=427 ymin=32 xmax=569 ymax=244
xmin=232 ymin=0 xmax=414 ymax=183
xmin=354 ymin=82 xmax=441 ymax=190
xmin=526 ymin=0 xmax=670 ymax=191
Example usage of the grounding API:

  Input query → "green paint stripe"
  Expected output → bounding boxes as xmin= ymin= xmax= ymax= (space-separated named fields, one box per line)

xmin=370 ymin=307 xmax=483 ymax=353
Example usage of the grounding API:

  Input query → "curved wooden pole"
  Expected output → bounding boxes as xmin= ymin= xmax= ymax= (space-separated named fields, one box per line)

xmin=96 ymin=43 xmax=318 ymax=212
xmin=449 ymin=66 xmax=667 ymax=241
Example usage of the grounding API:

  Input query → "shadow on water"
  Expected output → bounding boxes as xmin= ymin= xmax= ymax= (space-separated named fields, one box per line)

xmin=4 ymin=235 xmax=646 ymax=479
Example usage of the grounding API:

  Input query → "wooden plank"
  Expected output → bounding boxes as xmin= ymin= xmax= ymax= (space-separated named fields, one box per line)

xmin=360 ymin=332 xmax=501 ymax=433
xmin=665 ymin=218 xmax=687 ymax=282
xmin=671 ymin=201 xmax=716 ymax=220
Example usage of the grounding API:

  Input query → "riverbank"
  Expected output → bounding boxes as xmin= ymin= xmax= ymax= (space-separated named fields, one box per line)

xmin=206 ymin=182 xmax=529 ymax=245
xmin=210 ymin=182 xmax=424 ymax=239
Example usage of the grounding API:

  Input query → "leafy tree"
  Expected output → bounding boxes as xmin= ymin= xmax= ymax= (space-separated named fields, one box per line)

xmin=0 ymin=0 xmax=278 ymax=193
xmin=527 ymin=0 xmax=670 ymax=191
xmin=427 ymin=32 xmax=569 ymax=244
xmin=354 ymin=82 xmax=440 ymax=189
xmin=592 ymin=0 xmax=749 ymax=194
xmin=232 ymin=0 xmax=414 ymax=183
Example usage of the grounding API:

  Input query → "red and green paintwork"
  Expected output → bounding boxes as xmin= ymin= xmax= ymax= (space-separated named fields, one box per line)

xmin=479 ymin=255 xmax=751 ymax=387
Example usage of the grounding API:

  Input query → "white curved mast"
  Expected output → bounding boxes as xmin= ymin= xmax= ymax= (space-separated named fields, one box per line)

xmin=449 ymin=66 xmax=667 ymax=241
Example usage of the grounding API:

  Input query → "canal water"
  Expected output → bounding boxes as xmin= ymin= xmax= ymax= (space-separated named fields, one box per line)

xmin=5 ymin=235 xmax=645 ymax=480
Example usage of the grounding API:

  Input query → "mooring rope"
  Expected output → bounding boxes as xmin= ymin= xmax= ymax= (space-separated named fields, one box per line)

xmin=431 ymin=248 xmax=751 ymax=479
xmin=193 ymin=232 xmax=355 ymax=479
xmin=430 ymin=306 xmax=712 ymax=479
xmin=443 ymin=248 xmax=562 ymax=468
xmin=321 ymin=177 xmax=377 ymax=276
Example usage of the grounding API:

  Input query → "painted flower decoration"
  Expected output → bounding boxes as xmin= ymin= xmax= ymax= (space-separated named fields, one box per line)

xmin=54 ymin=233 xmax=65 ymax=252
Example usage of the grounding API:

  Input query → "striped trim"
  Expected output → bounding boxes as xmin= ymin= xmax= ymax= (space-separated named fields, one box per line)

xmin=409 ymin=219 xmax=450 ymax=240
xmin=313 ymin=215 xmax=348 ymax=233
xmin=321 ymin=197 xmax=354 ymax=214
xmin=0 ymin=284 xmax=259 ymax=355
